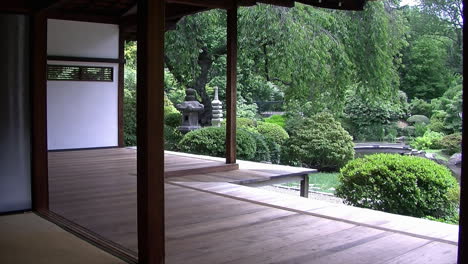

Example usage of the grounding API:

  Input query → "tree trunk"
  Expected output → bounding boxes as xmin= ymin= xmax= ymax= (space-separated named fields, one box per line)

xmin=193 ymin=48 xmax=214 ymax=126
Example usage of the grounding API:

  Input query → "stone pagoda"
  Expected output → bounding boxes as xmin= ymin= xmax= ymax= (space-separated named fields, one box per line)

xmin=211 ymin=86 xmax=223 ymax=127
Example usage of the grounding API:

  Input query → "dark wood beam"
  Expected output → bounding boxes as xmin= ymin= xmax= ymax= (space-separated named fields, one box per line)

xmin=47 ymin=55 xmax=123 ymax=63
xmin=225 ymin=6 xmax=237 ymax=164
xmin=239 ymin=0 xmax=294 ymax=7
xmin=118 ymin=29 xmax=125 ymax=148
xmin=47 ymin=12 xmax=120 ymax=24
xmin=137 ymin=0 xmax=166 ymax=263
xmin=120 ymin=4 xmax=209 ymax=33
xmin=30 ymin=11 xmax=49 ymax=212
xmin=166 ymin=0 xmax=233 ymax=9
xmin=32 ymin=0 xmax=71 ymax=12
xmin=0 ymin=1 xmax=30 ymax=13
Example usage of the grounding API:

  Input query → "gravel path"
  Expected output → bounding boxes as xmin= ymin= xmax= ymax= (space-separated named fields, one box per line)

xmin=258 ymin=185 xmax=344 ymax=204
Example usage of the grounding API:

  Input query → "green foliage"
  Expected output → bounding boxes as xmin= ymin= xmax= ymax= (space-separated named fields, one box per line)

xmin=248 ymin=131 xmax=271 ymax=162
xmin=263 ymin=115 xmax=286 ymax=128
xmin=164 ymin=126 xmax=183 ymax=151
xmin=409 ymin=98 xmax=433 ymax=117
xmin=346 ymin=1 xmax=408 ymax=99
xmin=282 ymin=112 xmax=355 ymax=171
xmin=164 ymin=112 xmax=182 ymax=128
xmin=400 ymin=36 xmax=454 ymax=100
xmin=256 ymin=122 xmax=289 ymax=146
xmin=343 ymin=90 xmax=408 ymax=141
xmin=414 ymin=122 xmax=428 ymax=137
xmin=336 ymin=154 xmax=459 ymax=219
xmin=411 ymin=130 xmax=445 ymax=150
xmin=407 ymin=115 xmax=430 ymax=125
xmin=256 ymin=122 xmax=289 ymax=164
xmin=427 ymin=112 xmax=447 ymax=133
xmin=236 ymin=117 xmax=257 ymax=130
xmin=178 ymin=127 xmax=257 ymax=160
xmin=401 ymin=125 xmax=416 ymax=137
xmin=439 ymin=133 xmax=462 ymax=155
xmin=431 ymin=79 xmax=463 ymax=133
xmin=236 ymin=97 xmax=259 ymax=119
xmin=123 ymin=88 xmax=137 ymax=146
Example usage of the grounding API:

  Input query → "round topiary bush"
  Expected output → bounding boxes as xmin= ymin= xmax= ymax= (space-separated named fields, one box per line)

xmin=336 ymin=154 xmax=459 ymax=219
xmin=281 ymin=112 xmax=355 ymax=171
xmin=407 ymin=115 xmax=430 ymax=125
xmin=236 ymin=118 xmax=257 ymax=130
xmin=178 ymin=127 xmax=256 ymax=160
xmin=256 ymin=122 xmax=289 ymax=145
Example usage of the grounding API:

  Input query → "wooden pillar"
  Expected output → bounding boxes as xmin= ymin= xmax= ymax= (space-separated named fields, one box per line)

xmin=225 ymin=6 xmax=238 ymax=164
xmin=118 ymin=28 xmax=125 ymax=147
xmin=30 ymin=12 xmax=49 ymax=212
xmin=457 ymin=23 xmax=466 ymax=264
xmin=136 ymin=0 xmax=165 ymax=263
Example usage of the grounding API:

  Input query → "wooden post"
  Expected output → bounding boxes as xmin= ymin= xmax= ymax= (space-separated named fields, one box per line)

xmin=30 ymin=12 xmax=49 ymax=212
xmin=225 ymin=6 xmax=237 ymax=164
xmin=137 ymin=0 xmax=165 ymax=263
xmin=300 ymin=174 xmax=309 ymax=198
xmin=118 ymin=28 xmax=125 ymax=147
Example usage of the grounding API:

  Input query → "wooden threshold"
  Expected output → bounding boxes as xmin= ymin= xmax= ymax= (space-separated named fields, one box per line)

xmin=35 ymin=209 xmax=138 ymax=264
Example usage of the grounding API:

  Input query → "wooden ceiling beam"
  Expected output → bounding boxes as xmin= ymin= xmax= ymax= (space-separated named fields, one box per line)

xmin=166 ymin=0 xmax=234 ymax=9
xmin=47 ymin=12 xmax=120 ymax=24
xmin=239 ymin=0 xmax=295 ymax=7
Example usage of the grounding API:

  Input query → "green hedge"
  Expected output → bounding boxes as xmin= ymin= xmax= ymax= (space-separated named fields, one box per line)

xmin=248 ymin=131 xmax=271 ymax=162
xmin=164 ymin=126 xmax=183 ymax=151
xmin=281 ymin=112 xmax=354 ymax=171
xmin=336 ymin=154 xmax=459 ymax=219
xmin=407 ymin=115 xmax=430 ymax=125
xmin=178 ymin=127 xmax=257 ymax=160
xmin=256 ymin=122 xmax=289 ymax=145
xmin=440 ymin=133 xmax=462 ymax=155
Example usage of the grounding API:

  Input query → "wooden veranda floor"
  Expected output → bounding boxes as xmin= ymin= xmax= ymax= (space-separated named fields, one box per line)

xmin=48 ymin=148 xmax=459 ymax=264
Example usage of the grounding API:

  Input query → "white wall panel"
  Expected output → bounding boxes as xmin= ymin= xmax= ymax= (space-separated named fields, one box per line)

xmin=47 ymin=61 xmax=119 ymax=150
xmin=47 ymin=19 xmax=119 ymax=59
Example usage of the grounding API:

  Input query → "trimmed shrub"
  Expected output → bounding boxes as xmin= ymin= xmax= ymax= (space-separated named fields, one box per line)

xmin=440 ymin=133 xmax=462 ymax=155
xmin=336 ymin=154 xmax=459 ymax=219
xmin=281 ymin=112 xmax=355 ymax=171
xmin=407 ymin=115 xmax=430 ymax=125
xmin=248 ymin=132 xmax=271 ymax=162
xmin=164 ymin=126 xmax=182 ymax=151
xmin=178 ymin=127 xmax=256 ymax=160
xmin=256 ymin=122 xmax=289 ymax=146
xmin=410 ymin=130 xmax=444 ymax=150
xmin=237 ymin=118 xmax=257 ymax=130
xmin=164 ymin=112 xmax=182 ymax=128
xmin=264 ymin=115 xmax=286 ymax=128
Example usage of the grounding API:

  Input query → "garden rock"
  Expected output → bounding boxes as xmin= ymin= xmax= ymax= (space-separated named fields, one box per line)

xmin=448 ymin=153 xmax=462 ymax=167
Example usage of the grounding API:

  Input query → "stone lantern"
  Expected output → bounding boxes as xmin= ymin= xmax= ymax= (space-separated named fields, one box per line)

xmin=176 ymin=88 xmax=204 ymax=134
xmin=211 ymin=86 xmax=223 ymax=127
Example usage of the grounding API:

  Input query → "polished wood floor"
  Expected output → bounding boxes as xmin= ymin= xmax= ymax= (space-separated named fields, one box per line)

xmin=48 ymin=148 xmax=459 ymax=264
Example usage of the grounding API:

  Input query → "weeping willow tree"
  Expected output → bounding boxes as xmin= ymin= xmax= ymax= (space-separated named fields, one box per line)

xmin=163 ymin=1 xmax=409 ymax=120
